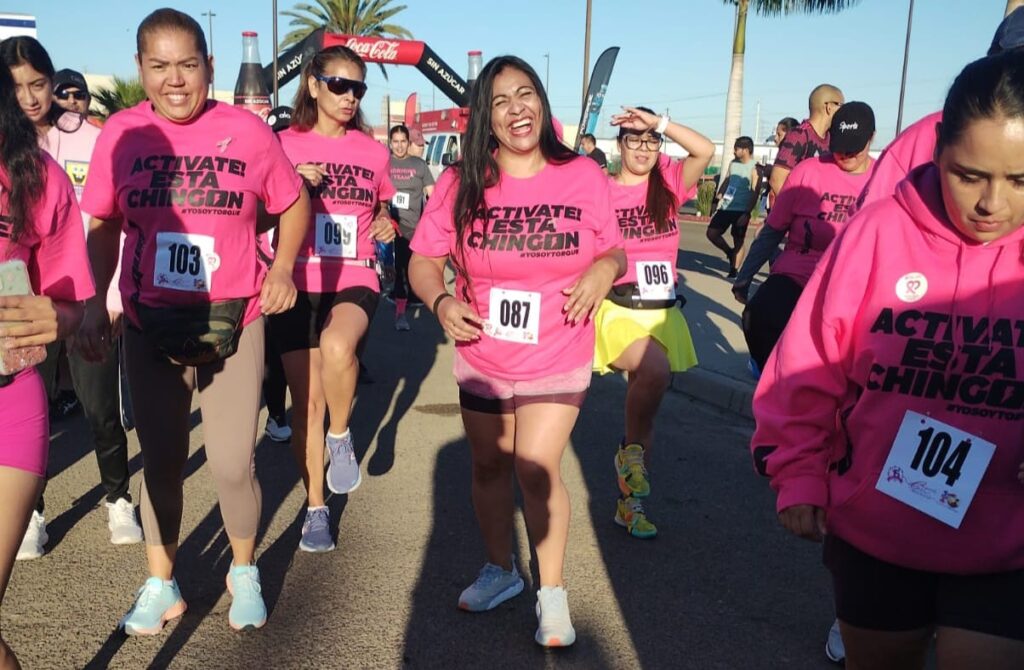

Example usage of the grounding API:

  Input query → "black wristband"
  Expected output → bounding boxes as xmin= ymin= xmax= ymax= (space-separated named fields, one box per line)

xmin=431 ymin=293 xmax=452 ymax=314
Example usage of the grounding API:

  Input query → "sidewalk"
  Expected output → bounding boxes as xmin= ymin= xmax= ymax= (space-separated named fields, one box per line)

xmin=669 ymin=219 xmax=765 ymax=419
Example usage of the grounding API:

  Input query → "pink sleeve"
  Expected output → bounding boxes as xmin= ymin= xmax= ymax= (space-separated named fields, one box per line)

xmin=32 ymin=162 xmax=96 ymax=302
xmin=79 ymin=121 xmax=120 ymax=219
xmin=750 ymin=222 xmax=871 ymax=512
xmin=259 ymin=130 xmax=304 ymax=215
xmin=659 ymin=153 xmax=696 ymax=203
xmin=410 ymin=170 xmax=456 ymax=257
xmin=591 ymin=171 xmax=623 ymax=255
xmin=763 ymin=163 xmax=805 ymax=233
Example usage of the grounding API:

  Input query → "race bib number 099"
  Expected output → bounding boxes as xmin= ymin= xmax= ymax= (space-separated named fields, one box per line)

xmin=315 ymin=213 xmax=357 ymax=258
xmin=154 ymin=232 xmax=217 ymax=293
xmin=636 ymin=261 xmax=676 ymax=301
xmin=875 ymin=411 xmax=996 ymax=528
xmin=485 ymin=288 xmax=540 ymax=345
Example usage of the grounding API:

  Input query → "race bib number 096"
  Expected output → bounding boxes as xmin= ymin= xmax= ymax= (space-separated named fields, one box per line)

xmin=636 ymin=261 xmax=676 ymax=301
xmin=875 ymin=411 xmax=996 ymax=528
xmin=154 ymin=232 xmax=217 ymax=293
xmin=485 ymin=288 xmax=541 ymax=345
xmin=315 ymin=213 xmax=357 ymax=259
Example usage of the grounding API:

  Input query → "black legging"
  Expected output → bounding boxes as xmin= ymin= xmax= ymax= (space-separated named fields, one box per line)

xmin=393 ymin=235 xmax=416 ymax=301
xmin=742 ymin=274 xmax=803 ymax=371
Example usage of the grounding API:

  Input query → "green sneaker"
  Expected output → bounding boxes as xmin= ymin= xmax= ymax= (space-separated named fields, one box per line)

xmin=615 ymin=443 xmax=651 ymax=498
xmin=615 ymin=496 xmax=658 ymax=539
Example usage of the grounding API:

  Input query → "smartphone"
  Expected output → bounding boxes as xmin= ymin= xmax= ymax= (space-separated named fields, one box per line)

xmin=0 ymin=259 xmax=47 ymax=375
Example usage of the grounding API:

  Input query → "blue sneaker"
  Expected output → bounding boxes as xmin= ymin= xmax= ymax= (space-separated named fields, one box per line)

xmin=458 ymin=559 xmax=524 ymax=612
xmin=121 ymin=577 xmax=187 ymax=636
xmin=326 ymin=430 xmax=362 ymax=494
xmin=226 ymin=565 xmax=267 ymax=631
xmin=299 ymin=507 xmax=335 ymax=552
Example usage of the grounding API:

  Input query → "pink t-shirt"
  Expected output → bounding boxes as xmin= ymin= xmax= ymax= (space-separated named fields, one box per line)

xmin=0 ymin=156 xmax=95 ymax=303
xmin=411 ymin=158 xmax=623 ymax=380
xmin=858 ymin=111 xmax=941 ymax=209
xmin=41 ymin=113 xmax=124 ymax=312
xmin=81 ymin=101 xmax=303 ymax=327
xmin=766 ymin=155 xmax=874 ymax=287
xmin=278 ymin=127 xmax=396 ymax=293
xmin=610 ymin=154 xmax=695 ymax=286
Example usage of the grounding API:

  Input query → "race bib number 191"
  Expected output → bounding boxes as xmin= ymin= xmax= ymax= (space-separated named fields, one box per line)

xmin=485 ymin=288 xmax=541 ymax=345
xmin=392 ymin=192 xmax=411 ymax=210
xmin=154 ymin=232 xmax=217 ymax=293
xmin=875 ymin=411 xmax=996 ymax=528
xmin=315 ymin=213 xmax=357 ymax=258
xmin=636 ymin=261 xmax=676 ymax=301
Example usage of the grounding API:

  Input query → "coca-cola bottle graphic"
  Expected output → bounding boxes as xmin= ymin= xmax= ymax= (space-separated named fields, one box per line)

xmin=234 ymin=31 xmax=270 ymax=119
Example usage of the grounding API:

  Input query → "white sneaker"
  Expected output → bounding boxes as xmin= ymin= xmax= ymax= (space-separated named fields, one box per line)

xmin=535 ymin=586 xmax=576 ymax=647
xmin=265 ymin=416 xmax=292 ymax=443
xmin=825 ymin=619 xmax=845 ymax=663
xmin=16 ymin=510 xmax=47 ymax=560
xmin=106 ymin=498 xmax=144 ymax=545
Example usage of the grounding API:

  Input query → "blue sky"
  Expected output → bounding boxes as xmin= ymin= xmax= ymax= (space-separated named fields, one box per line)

xmin=9 ymin=0 xmax=1008 ymax=144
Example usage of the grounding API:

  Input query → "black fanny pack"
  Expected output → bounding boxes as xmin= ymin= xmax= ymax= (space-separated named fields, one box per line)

xmin=606 ymin=283 xmax=685 ymax=311
xmin=0 ymin=373 xmax=12 ymax=388
xmin=134 ymin=298 xmax=246 ymax=366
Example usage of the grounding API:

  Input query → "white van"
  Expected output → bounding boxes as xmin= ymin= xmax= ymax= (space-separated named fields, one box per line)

xmin=423 ymin=132 xmax=461 ymax=180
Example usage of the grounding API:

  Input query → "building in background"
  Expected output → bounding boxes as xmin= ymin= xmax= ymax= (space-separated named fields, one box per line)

xmin=0 ymin=12 xmax=36 ymax=40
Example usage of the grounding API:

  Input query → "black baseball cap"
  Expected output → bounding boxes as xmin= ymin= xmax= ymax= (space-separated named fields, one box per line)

xmin=266 ymin=106 xmax=292 ymax=133
xmin=53 ymin=68 xmax=89 ymax=94
xmin=829 ymin=101 xmax=875 ymax=154
xmin=989 ymin=7 xmax=1024 ymax=55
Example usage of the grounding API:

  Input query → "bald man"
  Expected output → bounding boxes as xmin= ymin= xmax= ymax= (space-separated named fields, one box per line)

xmin=768 ymin=84 xmax=844 ymax=196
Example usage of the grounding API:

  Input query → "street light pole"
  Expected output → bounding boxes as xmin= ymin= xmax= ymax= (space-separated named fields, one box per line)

xmin=582 ymin=0 xmax=591 ymax=108
xmin=895 ymin=0 xmax=915 ymax=136
xmin=544 ymin=53 xmax=550 ymax=91
xmin=202 ymin=10 xmax=216 ymax=97
xmin=272 ymin=0 xmax=279 ymax=106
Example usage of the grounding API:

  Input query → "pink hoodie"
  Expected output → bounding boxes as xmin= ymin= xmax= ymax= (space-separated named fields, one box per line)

xmin=858 ymin=111 xmax=940 ymax=209
xmin=752 ymin=164 xmax=1024 ymax=574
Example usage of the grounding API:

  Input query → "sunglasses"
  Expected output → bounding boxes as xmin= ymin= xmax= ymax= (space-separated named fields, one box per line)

xmin=55 ymin=90 xmax=89 ymax=101
xmin=314 ymin=75 xmax=367 ymax=99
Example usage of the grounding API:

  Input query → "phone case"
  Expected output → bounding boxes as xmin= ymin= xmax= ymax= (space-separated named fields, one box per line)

xmin=0 ymin=259 xmax=47 ymax=376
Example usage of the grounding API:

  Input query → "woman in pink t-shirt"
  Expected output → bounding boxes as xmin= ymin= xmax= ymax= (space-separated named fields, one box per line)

xmin=0 ymin=63 xmax=94 ymax=669
xmin=77 ymin=9 xmax=310 ymax=635
xmin=3 ymin=35 xmax=144 ymax=557
xmin=734 ymin=102 xmax=876 ymax=373
xmin=593 ymin=105 xmax=714 ymax=540
xmin=268 ymin=45 xmax=396 ymax=553
xmin=410 ymin=55 xmax=625 ymax=648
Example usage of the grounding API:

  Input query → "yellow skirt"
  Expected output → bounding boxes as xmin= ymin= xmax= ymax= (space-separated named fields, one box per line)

xmin=593 ymin=299 xmax=698 ymax=374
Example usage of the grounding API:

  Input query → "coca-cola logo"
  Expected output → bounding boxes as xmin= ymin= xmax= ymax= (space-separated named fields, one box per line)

xmin=345 ymin=38 xmax=400 ymax=62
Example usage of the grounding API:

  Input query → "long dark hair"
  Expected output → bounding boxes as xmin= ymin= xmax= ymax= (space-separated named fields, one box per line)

xmin=291 ymin=46 xmax=369 ymax=133
xmin=939 ymin=49 xmax=1024 ymax=152
xmin=0 ymin=61 xmax=45 ymax=245
xmin=452 ymin=55 xmax=575 ymax=286
xmin=0 ymin=36 xmax=63 ymax=130
xmin=618 ymin=106 xmax=677 ymax=234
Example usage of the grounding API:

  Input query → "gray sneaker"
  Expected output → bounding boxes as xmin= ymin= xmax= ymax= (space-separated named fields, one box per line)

xmin=458 ymin=560 xmax=524 ymax=612
xmin=825 ymin=619 xmax=845 ymax=663
xmin=326 ymin=431 xmax=362 ymax=495
xmin=299 ymin=507 xmax=335 ymax=552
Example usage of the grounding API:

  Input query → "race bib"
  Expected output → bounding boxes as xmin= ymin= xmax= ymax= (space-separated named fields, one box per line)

xmin=392 ymin=192 xmax=411 ymax=210
xmin=636 ymin=261 xmax=676 ymax=301
xmin=314 ymin=213 xmax=357 ymax=259
xmin=875 ymin=411 xmax=996 ymax=528
xmin=484 ymin=288 xmax=541 ymax=345
xmin=154 ymin=232 xmax=217 ymax=293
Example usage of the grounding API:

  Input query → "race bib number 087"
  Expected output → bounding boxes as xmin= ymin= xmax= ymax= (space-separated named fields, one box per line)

xmin=485 ymin=288 xmax=540 ymax=345
xmin=154 ymin=232 xmax=217 ymax=293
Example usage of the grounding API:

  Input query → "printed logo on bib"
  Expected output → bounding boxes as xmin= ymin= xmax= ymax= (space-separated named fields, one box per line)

xmin=484 ymin=288 xmax=540 ymax=345
xmin=154 ymin=232 xmax=217 ymax=293
xmin=875 ymin=411 xmax=996 ymax=528
xmin=896 ymin=272 xmax=928 ymax=303
xmin=392 ymin=192 xmax=411 ymax=210
xmin=314 ymin=213 xmax=357 ymax=259
xmin=636 ymin=261 xmax=676 ymax=301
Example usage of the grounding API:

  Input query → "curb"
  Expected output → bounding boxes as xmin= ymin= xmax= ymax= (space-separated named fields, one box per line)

xmin=671 ymin=367 xmax=755 ymax=420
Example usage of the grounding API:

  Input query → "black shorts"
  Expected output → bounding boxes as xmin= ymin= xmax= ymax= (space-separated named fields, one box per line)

xmin=269 ymin=287 xmax=379 ymax=354
xmin=708 ymin=210 xmax=750 ymax=237
xmin=824 ymin=534 xmax=1024 ymax=641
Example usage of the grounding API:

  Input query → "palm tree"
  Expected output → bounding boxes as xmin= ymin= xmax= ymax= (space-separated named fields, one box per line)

xmin=92 ymin=76 xmax=147 ymax=120
xmin=279 ymin=0 xmax=413 ymax=78
xmin=718 ymin=0 xmax=861 ymax=176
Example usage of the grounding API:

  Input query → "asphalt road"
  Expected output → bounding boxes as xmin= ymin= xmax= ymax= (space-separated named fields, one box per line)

xmin=6 ymin=253 xmax=841 ymax=670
